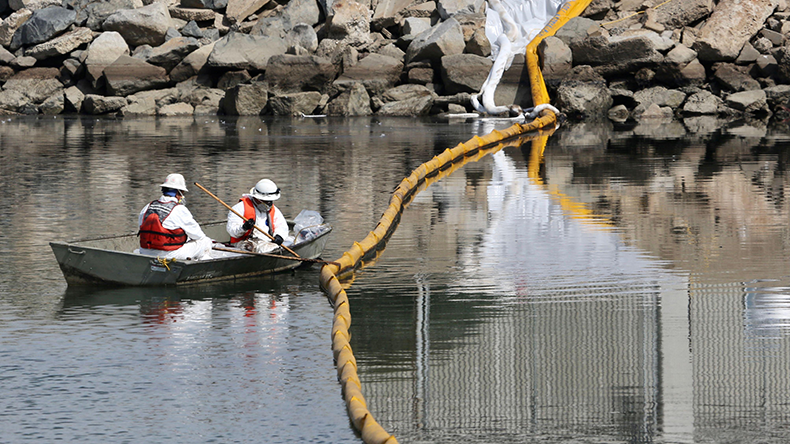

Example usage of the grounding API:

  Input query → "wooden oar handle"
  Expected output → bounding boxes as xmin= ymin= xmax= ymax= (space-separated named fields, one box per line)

xmin=194 ymin=182 xmax=301 ymax=258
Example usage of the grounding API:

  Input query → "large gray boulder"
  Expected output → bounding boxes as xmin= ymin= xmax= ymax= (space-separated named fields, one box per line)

xmin=222 ymin=82 xmax=268 ymax=115
xmin=555 ymin=66 xmax=612 ymax=120
xmin=693 ymin=0 xmax=779 ymax=62
xmin=381 ymin=84 xmax=435 ymax=102
xmin=763 ymin=85 xmax=790 ymax=111
xmin=225 ymin=0 xmax=269 ymax=24
xmin=377 ymin=95 xmax=433 ymax=115
xmin=168 ymin=7 xmax=216 ymax=22
xmin=401 ymin=17 xmax=430 ymax=36
xmin=84 ymin=31 xmax=128 ymax=65
xmin=26 ymin=26 xmax=93 ymax=60
xmin=570 ymin=34 xmax=663 ymax=77
xmin=632 ymin=86 xmax=686 ymax=115
xmin=169 ymin=41 xmax=215 ymax=83
xmin=82 ymin=93 xmax=126 ymax=114
xmin=120 ymin=96 xmax=155 ymax=115
xmin=334 ymin=53 xmax=402 ymax=97
xmin=251 ymin=0 xmax=320 ymax=38
xmin=774 ymin=47 xmax=790 ymax=83
xmin=538 ymin=35 xmax=572 ymax=80
xmin=285 ymin=23 xmax=319 ymax=53
xmin=554 ymin=16 xmax=598 ymax=47
xmin=103 ymin=55 xmax=169 ymax=96
xmin=135 ymin=36 xmax=200 ymax=72
xmin=158 ymin=102 xmax=194 ymax=116
xmin=180 ymin=0 xmax=227 ymax=10
xmin=406 ymin=17 xmax=465 ymax=63
xmin=682 ymin=90 xmax=723 ymax=115
xmin=265 ymin=54 xmax=336 ymax=95
xmin=326 ymin=0 xmax=370 ymax=45
xmin=325 ymin=81 xmax=370 ymax=115
xmin=0 ymin=10 xmax=32 ymax=47
xmin=9 ymin=0 xmax=59 ymax=12
xmin=102 ymin=2 xmax=172 ymax=47
xmin=651 ymin=0 xmax=712 ymax=29
xmin=10 ymin=6 xmax=75 ymax=50
xmin=268 ymin=91 xmax=323 ymax=115
xmin=3 ymin=67 xmax=63 ymax=103
xmin=64 ymin=85 xmax=84 ymax=112
xmin=376 ymin=43 xmax=405 ymax=62
xmin=39 ymin=90 xmax=64 ymax=114
xmin=371 ymin=0 xmax=411 ymax=29
xmin=67 ymin=0 xmax=144 ymax=31
xmin=655 ymin=44 xmax=704 ymax=87
xmin=436 ymin=0 xmax=484 ymax=20
xmin=440 ymin=53 xmax=491 ymax=94
xmin=0 ymin=89 xmax=28 ymax=112
xmin=713 ymin=63 xmax=761 ymax=92
xmin=207 ymin=32 xmax=287 ymax=71
xmin=725 ymin=89 xmax=769 ymax=114
xmin=0 ymin=46 xmax=14 ymax=63
xmin=464 ymin=26 xmax=489 ymax=56
xmin=182 ymin=86 xmax=224 ymax=108
xmin=557 ymin=80 xmax=613 ymax=119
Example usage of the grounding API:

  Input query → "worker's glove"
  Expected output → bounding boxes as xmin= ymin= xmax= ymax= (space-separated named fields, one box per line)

xmin=242 ymin=219 xmax=255 ymax=231
xmin=273 ymin=234 xmax=284 ymax=245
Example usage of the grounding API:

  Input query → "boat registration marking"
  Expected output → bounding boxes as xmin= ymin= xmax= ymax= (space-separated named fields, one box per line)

xmin=150 ymin=266 xmax=169 ymax=273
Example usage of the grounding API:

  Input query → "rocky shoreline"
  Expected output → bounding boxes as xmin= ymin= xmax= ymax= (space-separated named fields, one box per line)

xmin=0 ymin=0 xmax=788 ymax=121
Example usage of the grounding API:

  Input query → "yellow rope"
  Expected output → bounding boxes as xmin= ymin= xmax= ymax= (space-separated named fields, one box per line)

xmin=156 ymin=257 xmax=177 ymax=271
xmin=601 ymin=0 xmax=675 ymax=26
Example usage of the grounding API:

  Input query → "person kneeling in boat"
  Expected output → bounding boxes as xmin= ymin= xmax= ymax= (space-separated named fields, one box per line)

xmin=226 ymin=178 xmax=292 ymax=254
xmin=137 ymin=173 xmax=213 ymax=260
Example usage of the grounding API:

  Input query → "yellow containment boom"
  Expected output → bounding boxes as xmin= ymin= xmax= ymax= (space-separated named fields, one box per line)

xmin=319 ymin=0 xmax=592 ymax=441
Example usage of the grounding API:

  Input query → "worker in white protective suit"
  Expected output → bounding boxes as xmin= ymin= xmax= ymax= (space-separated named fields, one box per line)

xmin=137 ymin=173 xmax=213 ymax=260
xmin=226 ymin=179 xmax=292 ymax=254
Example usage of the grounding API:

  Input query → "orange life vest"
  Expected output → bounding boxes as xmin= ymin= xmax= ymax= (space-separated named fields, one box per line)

xmin=138 ymin=200 xmax=188 ymax=250
xmin=230 ymin=196 xmax=277 ymax=243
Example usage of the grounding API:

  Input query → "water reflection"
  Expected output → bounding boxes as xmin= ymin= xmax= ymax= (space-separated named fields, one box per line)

xmin=744 ymin=280 xmax=790 ymax=341
xmin=346 ymin=125 xmax=790 ymax=443
xmin=2 ymin=116 xmax=790 ymax=443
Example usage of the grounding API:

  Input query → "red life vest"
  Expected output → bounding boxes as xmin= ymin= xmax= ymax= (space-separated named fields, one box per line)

xmin=230 ymin=196 xmax=277 ymax=243
xmin=138 ymin=199 xmax=188 ymax=250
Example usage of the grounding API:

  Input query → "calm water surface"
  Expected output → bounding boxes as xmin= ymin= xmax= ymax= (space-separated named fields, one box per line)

xmin=2 ymin=115 xmax=790 ymax=443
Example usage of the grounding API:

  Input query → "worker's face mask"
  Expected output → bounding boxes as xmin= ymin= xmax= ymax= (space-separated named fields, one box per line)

xmin=253 ymin=198 xmax=271 ymax=209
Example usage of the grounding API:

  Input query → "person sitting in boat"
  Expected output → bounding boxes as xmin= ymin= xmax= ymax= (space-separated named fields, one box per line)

xmin=226 ymin=178 xmax=292 ymax=254
xmin=137 ymin=173 xmax=213 ymax=260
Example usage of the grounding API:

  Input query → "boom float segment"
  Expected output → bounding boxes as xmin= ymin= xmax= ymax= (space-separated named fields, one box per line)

xmin=318 ymin=0 xmax=591 ymax=441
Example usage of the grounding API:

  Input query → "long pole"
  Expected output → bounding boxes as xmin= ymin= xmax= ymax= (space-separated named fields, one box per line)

xmin=212 ymin=246 xmax=339 ymax=266
xmin=194 ymin=182 xmax=301 ymax=258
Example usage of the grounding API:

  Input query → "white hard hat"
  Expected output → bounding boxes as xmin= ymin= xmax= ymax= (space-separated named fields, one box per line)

xmin=250 ymin=179 xmax=280 ymax=201
xmin=160 ymin=173 xmax=188 ymax=192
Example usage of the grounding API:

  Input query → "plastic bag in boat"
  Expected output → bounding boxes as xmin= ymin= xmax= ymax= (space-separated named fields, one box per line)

xmin=292 ymin=210 xmax=329 ymax=243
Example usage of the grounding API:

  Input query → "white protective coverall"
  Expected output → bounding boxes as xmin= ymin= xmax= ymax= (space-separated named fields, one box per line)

xmin=472 ymin=0 xmax=566 ymax=115
xmin=226 ymin=195 xmax=292 ymax=254
xmin=137 ymin=195 xmax=213 ymax=260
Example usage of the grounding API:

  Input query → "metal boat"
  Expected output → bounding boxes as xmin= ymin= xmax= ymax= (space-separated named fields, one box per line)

xmin=50 ymin=220 xmax=332 ymax=286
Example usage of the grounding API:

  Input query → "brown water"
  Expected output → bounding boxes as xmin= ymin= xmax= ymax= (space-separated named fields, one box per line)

xmin=1 ymin=115 xmax=790 ymax=443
